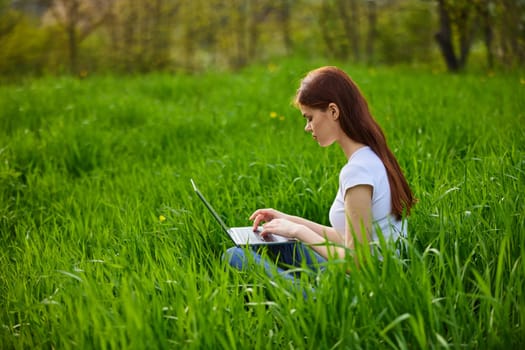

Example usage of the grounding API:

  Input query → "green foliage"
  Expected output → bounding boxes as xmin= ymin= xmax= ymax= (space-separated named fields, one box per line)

xmin=376 ymin=1 xmax=437 ymax=64
xmin=5 ymin=0 xmax=524 ymax=77
xmin=0 ymin=61 xmax=524 ymax=348
xmin=0 ymin=13 xmax=63 ymax=77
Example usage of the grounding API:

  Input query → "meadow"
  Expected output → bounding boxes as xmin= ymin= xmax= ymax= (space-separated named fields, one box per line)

xmin=1 ymin=60 xmax=524 ymax=349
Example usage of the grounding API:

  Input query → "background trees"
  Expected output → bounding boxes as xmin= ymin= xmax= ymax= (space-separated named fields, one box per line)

xmin=104 ymin=0 xmax=180 ymax=73
xmin=0 ymin=0 xmax=523 ymax=77
xmin=46 ymin=0 xmax=114 ymax=73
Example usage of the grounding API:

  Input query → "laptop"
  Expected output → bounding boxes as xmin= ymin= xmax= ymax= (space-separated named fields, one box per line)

xmin=191 ymin=179 xmax=294 ymax=246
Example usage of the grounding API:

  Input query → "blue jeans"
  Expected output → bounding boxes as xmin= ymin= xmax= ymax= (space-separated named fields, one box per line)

xmin=223 ymin=242 xmax=326 ymax=283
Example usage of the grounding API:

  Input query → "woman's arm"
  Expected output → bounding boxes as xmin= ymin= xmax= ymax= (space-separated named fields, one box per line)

xmin=284 ymin=214 xmax=342 ymax=243
xmin=258 ymin=185 xmax=373 ymax=262
xmin=250 ymin=208 xmax=341 ymax=243
xmin=341 ymin=185 xmax=372 ymax=266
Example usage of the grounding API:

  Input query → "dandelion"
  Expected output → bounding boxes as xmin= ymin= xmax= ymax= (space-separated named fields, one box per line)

xmin=520 ymin=78 xmax=525 ymax=85
xmin=267 ymin=63 xmax=278 ymax=72
xmin=270 ymin=112 xmax=278 ymax=118
xmin=159 ymin=215 xmax=166 ymax=222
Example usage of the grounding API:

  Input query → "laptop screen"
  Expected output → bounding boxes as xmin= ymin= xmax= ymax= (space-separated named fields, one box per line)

xmin=190 ymin=179 xmax=231 ymax=233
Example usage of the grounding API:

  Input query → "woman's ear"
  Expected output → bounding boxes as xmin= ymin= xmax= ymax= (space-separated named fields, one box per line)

xmin=328 ymin=103 xmax=340 ymax=120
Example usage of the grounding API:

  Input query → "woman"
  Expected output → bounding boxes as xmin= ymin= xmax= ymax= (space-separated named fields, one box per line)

xmin=224 ymin=66 xmax=415 ymax=281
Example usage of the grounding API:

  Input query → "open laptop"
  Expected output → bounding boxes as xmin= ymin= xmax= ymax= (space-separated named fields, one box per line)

xmin=191 ymin=179 xmax=294 ymax=246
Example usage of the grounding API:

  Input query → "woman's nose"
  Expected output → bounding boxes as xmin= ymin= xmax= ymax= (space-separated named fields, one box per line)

xmin=304 ymin=122 xmax=312 ymax=132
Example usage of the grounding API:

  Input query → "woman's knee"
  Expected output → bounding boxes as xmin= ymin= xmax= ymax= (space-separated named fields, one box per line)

xmin=222 ymin=246 xmax=247 ymax=269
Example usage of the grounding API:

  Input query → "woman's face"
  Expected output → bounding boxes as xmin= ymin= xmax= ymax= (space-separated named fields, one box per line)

xmin=300 ymin=103 xmax=341 ymax=147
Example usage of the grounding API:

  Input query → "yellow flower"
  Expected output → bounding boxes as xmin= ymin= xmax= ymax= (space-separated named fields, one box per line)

xmin=270 ymin=112 xmax=278 ymax=118
xmin=279 ymin=115 xmax=285 ymax=121
xmin=267 ymin=63 xmax=278 ymax=72
xmin=159 ymin=215 xmax=166 ymax=222
xmin=520 ymin=78 xmax=525 ymax=85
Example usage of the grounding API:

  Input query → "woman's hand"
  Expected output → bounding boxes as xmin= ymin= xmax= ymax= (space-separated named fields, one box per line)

xmin=249 ymin=208 xmax=287 ymax=231
xmin=259 ymin=218 xmax=303 ymax=239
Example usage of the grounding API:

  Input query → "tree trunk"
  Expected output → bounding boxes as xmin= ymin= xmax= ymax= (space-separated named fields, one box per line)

xmin=279 ymin=0 xmax=293 ymax=54
xmin=67 ymin=23 xmax=78 ymax=74
xmin=319 ymin=0 xmax=337 ymax=58
xmin=233 ymin=0 xmax=248 ymax=69
xmin=366 ymin=0 xmax=377 ymax=64
xmin=247 ymin=2 xmax=258 ymax=61
xmin=434 ymin=0 xmax=459 ymax=71
xmin=457 ymin=5 xmax=474 ymax=68
xmin=349 ymin=0 xmax=360 ymax=61
xmin=502 ymin=0 xmax=525 ymax=65
xmin=66 ymin=0 xmax=80 ymax=74
xmin=337 ymin=0 xmax=359 ymax=61
xmin=478 ymin=0 xmax=494 ymax=69
xmin=51 ymin=0 xmax=114 ymax=74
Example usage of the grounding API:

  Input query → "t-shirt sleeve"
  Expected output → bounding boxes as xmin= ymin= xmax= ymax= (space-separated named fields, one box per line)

xmin=339 ymin=162 xmax=375 ymax=196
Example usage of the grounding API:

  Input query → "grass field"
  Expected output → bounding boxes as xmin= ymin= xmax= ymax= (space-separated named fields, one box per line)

xmin=1 ymin=60 xmax=524 ymax=349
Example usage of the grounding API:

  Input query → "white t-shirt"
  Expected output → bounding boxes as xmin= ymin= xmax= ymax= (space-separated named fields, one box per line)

xmin=329 ymin=146 xmax=407 ymax=242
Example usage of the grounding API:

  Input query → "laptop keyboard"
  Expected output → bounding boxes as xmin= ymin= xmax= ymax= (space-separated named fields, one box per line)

xmin=231 ymin=227 xmax=278 ymax=243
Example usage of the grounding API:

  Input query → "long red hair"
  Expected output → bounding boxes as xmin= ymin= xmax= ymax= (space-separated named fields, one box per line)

xmin=295 ymin=66 xmax=415 ymax=219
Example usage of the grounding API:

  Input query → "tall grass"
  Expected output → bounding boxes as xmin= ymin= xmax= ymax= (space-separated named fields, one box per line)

xmin=1 ymin=60 xmax=524 ymax=349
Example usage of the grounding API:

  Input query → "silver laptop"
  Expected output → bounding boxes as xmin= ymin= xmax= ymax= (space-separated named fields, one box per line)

xmin=191 ymin=179 xmax=294 ymax=246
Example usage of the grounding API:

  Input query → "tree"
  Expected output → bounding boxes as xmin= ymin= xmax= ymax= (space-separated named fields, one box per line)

xmin=498 ymin=0 xmax=525 ymax=66
xmin=277 ymin=0 xmax=293 ymax=54
xmin=337 ymin=0 xmax=361 ymax=61
xmin=434 ymin=0 xmax=475 ymax=71
xmin=434 ymin=0 xmax=525 ymax=71
xmin=0 ymin=1 xmax=23 ymax=40
xmin=366 ymin=0 xmax=378 ymax=63
xmin=316 ymin=0 xmax=377 ymax=63
xmin=46 ymin=0 xmax=114 ymax=74
xmin=476 ymin=0 xmax=494 ymax=68
xmin=105 ymin=0 xmax=180 ymax=73
xmin=318 ymin=0 xmax=349 ymax=60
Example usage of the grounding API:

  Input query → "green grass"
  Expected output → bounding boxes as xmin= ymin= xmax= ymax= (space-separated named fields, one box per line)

xmin=1 ymin=60 xmax=524 ymax=349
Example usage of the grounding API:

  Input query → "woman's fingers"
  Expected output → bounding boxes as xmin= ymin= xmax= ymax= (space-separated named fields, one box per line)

xmin=249 ymin=208 xmax=272 ymax=221
xmin=250 ymin=209 xmax=274 ymax=231
xmin=249 ymin=208 xmax=266 ymax=221
xmin=249 ymin=208 xmax=288 ymax=232
xmin=252 ymin=214 xmax=264 ymax=231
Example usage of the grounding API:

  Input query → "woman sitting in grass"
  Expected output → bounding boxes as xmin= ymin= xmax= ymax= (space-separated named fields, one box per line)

xmin=224 ymin=66 xmax=415 ymax=282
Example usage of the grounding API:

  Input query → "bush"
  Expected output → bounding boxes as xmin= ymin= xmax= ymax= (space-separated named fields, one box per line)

xmin=0 ymin=12 xmax=64 ymax=77
xmin=376 ymin=1 xmax=436 ymax=64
